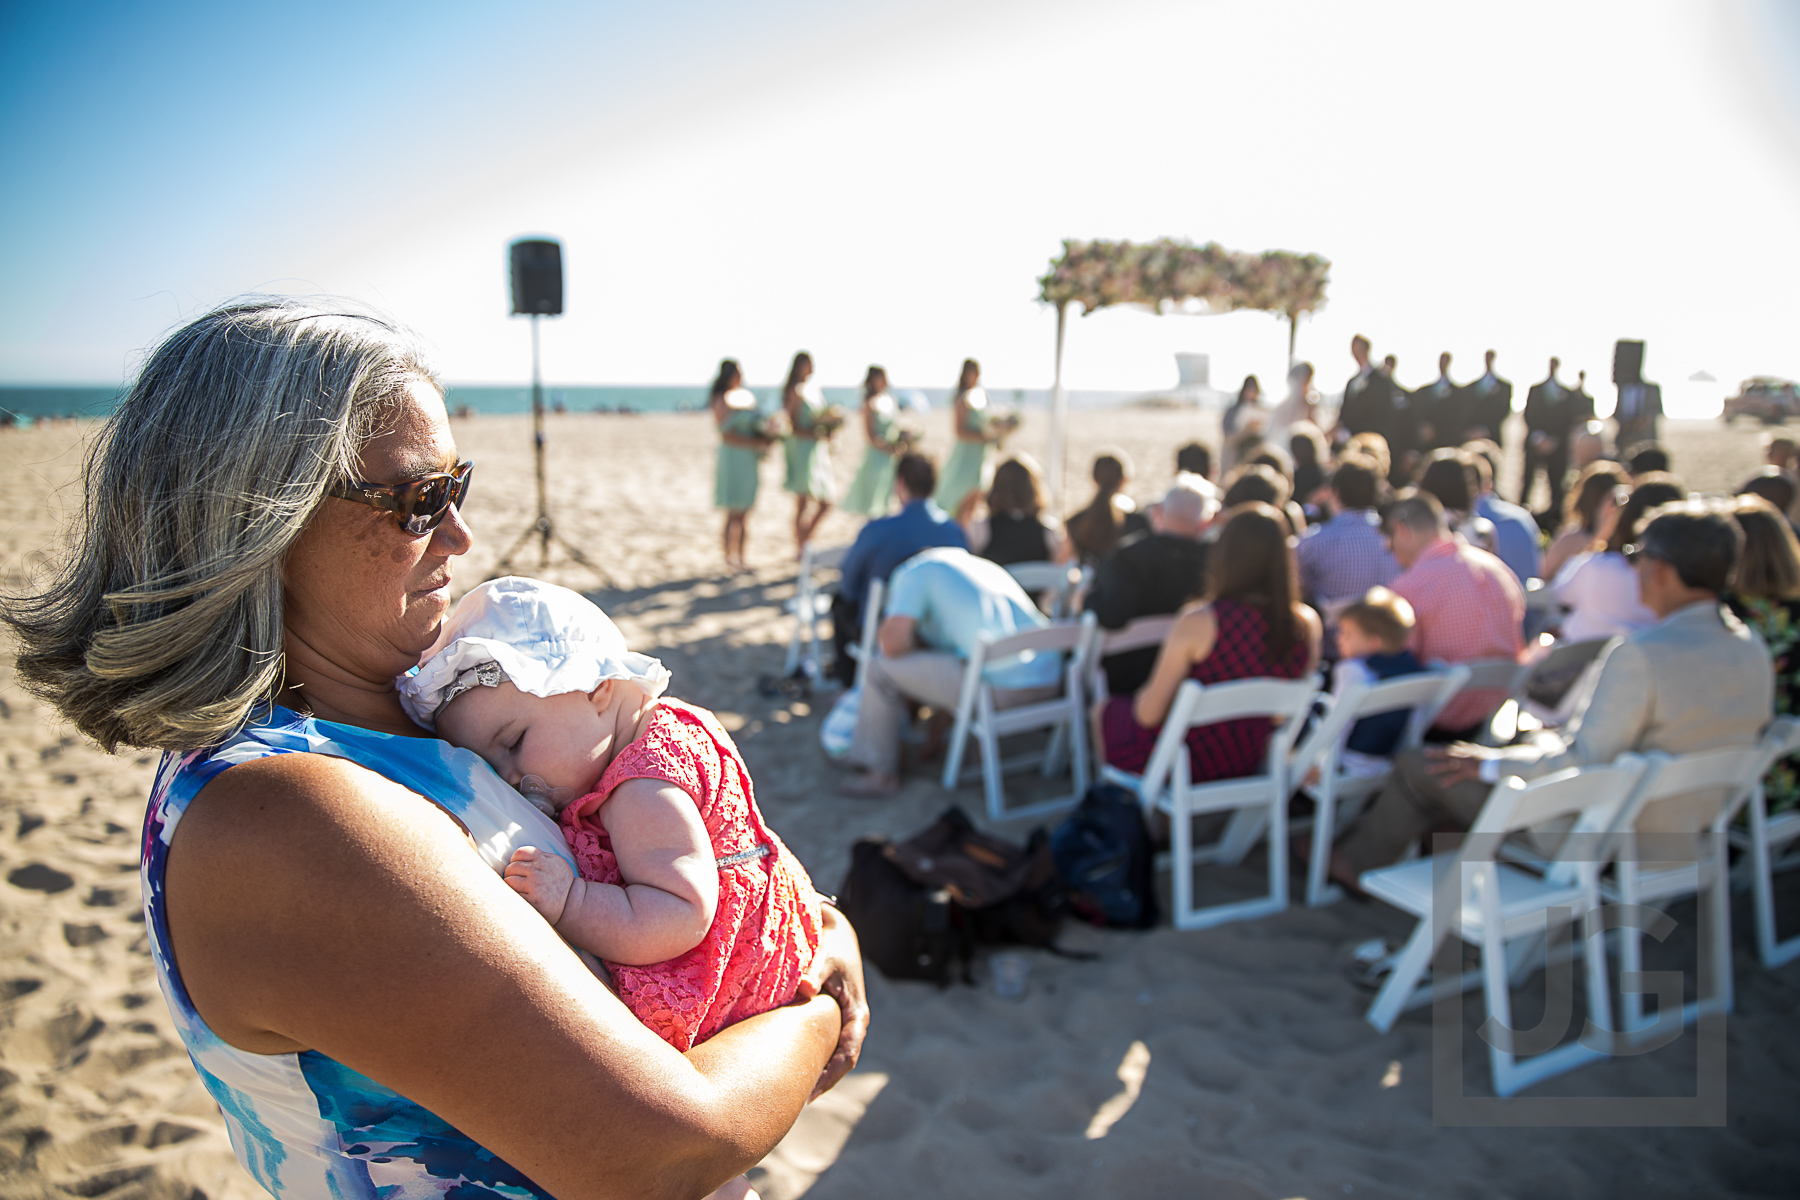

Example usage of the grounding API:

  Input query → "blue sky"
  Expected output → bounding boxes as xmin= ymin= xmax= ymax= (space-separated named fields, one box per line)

xmin=3 ymin=0 xmax=1798 ymax=416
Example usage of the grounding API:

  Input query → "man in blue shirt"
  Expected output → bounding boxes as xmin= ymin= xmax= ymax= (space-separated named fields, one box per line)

xmin=829 ymin=454 xmax=968 ymax=684
xmin=1464 ymin=439 xmax=1543 ymax=585
xmin=842 ymin=547 xmax=1061 ymax=796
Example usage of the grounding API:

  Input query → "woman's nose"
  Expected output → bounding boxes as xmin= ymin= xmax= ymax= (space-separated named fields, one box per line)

xmin=431 ymin=501 xmax=475 ymax=557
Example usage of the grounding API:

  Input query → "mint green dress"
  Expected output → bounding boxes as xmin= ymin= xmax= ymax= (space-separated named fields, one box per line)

xmin=782 ymin=381 xmax=835 ymax=501
xmin=714 ymin=388 xmax=765 ymax=511
xmin=842 ymin=391 xmax=902 ymax=517
xmin=934 ymin=386 xmax=993 ymax=514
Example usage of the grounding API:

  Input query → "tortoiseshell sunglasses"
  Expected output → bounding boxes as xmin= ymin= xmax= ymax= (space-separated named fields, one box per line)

xmin=329 ymin=460 xmax=473 ymax=535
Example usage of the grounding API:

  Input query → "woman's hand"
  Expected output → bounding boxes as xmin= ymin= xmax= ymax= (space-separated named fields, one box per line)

xmin=795 ymin=903 xmax=868 ymax=1099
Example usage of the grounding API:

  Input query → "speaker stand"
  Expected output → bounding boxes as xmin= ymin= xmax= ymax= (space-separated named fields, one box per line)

xmin=488 ymin=314 xmax=616 ymax=588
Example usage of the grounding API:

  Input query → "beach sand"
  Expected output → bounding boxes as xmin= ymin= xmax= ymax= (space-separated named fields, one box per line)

xmin=2 ymin=409 xmax=1797 ymax=1200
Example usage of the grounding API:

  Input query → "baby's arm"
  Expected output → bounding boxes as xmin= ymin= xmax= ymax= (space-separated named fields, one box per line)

xmin=505 ymin=777 xmax=719 ymax=966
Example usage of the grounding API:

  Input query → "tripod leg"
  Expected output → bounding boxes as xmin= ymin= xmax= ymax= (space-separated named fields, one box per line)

xmin=551 ymin=528 xmax=618 ymax=589
xmin=490 ymin=523 xmax=541 ymax=578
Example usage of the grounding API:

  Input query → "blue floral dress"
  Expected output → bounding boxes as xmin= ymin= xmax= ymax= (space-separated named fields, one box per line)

xmin=142 ymin=706 xmax=584 ymax=1199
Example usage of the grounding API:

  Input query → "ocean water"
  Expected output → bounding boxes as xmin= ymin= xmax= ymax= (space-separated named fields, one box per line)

xmin=0 ymin=383 xmax=1142 ymax=423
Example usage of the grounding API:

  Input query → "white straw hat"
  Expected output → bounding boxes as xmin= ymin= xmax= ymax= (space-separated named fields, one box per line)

xmin=397 ymin=576 xmax=670 ymax=731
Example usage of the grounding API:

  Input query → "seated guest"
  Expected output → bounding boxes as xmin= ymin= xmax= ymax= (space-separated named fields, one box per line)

xmin=1343 ymin=432 xmax=1392 ymax=485
xmin=1625 ymin=441 xmax=1670 ymax=478
xmin=1726 ymin=496 xmax=1800 ymax=815
xmin=1463 ymin=439 xmax=1543 ymax=583
xmin=1098 ymin=503 xmax=1323 ymax=777
xmin=968 ymin=455 xmax=1069 ymax=566
xmin=1086 ymin=474 xmax=1221 ymax=695
xmin=1296 ymin=455 xmax=1400 ymax=611
xmin=1330 ymin=501 xmax=1773 ymax=885
xmin=1740 ymin=466 xmax=1798 ymax=524
xmin=829 ymin=453 xmax=967 ymax=685
xmin=1551 ymin=473 xmax=1685 ymax=643
xmin=1381 ymin=490 xmax=1525 ymax=738
xmin=1067 ymin=450 xmax=1150 ymax=564
xmin=842 ymin=547 xmax=1062 ymax=796
xmin=1543 ymin=462 xmax=1629 ymax=582
xmin=1289 ymin=422 xmax=1331 ymax=513
xmin=1764 ymin=434 xmax=1798 ymax=474
xmin=1222 ymin=462 xmax=1303 ymax=536
xmin=1415 ymin=448 xmax=1498 ymax=558
xmin=1328 ymin=587 xmax=1429 ymax=782
xmin=1176 ymin=441 xmax=1214 ymax=481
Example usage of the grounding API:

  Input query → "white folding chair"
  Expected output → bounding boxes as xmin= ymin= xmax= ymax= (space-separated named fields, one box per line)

xmin=1360 ymin=758 xmax=1649 ymax=1096
xmin=1454 ymin=657 xmax=1534 ymax=746
xmin=1732 ymin=719 xmax=1800 ymax=968
xmin=1597 ymin=733 xmax=1786 ymax=1039
xmin=1101 ymin=677 xmax=1319 ymax=930
xmin=941 ymin=612 xmax=1097 ymax=821
xmin=1298 ymin=665 xmax=1471 ymax=907
xmin=849 ymin=578 xmax=884 ymax=690
xmin=783 ymin=542 xmax=851 ymax=676
xmin=1086 ymin=613 xmax=1179 ymax=703
xmin=1004 ymin=560 xmax=1080 ymax=618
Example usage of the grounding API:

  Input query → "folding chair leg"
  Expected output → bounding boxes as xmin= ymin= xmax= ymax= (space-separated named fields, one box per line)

xmin=1171 ymin=799 xmax=1195 ymax=929
xmin=1617 ymin=869 xmax=1647 ymax=1034
xmin=1481 ymin=909 xmax=1522 ymax=1095
xmin=1069 ymin=708 xmax=1090 ymax=797
xmin=1367 ymin=919 xmax=1440 ymax=1034
xmin=978 ymin=696 xmax=1006 ymax=821
xmin=1581 ymin=901 xmax=1615 ymax=1041
xmin=942 ymin=707 xmax=973 ymax=792
xmin=1306 ymin=779 xmax=1338 ymax=907
xmin=1749 ymin=791 xmax=1800 ymax=967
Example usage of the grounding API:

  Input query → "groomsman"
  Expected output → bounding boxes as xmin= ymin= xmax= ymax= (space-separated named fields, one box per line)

xmin=1412 ymin=352 xmax=1460 ymax=449
xmin=1339 ymin=334 xmax=1402 ymax=479
xmin=1456 ymin=349 xmax=1513 ymax=446
xmin=1382 ymin=354 xmax=1422 ymax=476
xmin=1616 ymin=376 xmax=1663 ymax=449
xmin=1522 ymin=356 xmax=1588 ymax=515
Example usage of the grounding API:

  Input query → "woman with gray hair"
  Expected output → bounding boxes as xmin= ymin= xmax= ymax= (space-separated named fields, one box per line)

xmin=2 ymin=298 xmax=865 ymax=1200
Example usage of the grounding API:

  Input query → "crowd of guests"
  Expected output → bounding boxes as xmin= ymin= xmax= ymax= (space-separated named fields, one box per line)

xmin=719 ymin=340 xmax=1800 ymax=876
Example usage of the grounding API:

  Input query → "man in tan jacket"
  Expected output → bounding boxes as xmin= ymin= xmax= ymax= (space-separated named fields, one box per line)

xmin=1330 ymin=501 xmax=1773 ymax=886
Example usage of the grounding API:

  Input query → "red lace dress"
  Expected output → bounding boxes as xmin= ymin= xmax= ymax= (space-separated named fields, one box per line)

xmin=558 ymin=699 xmax=823 ymax=1051
xmin=1100 ymin=598 xmax=1312 ymax=779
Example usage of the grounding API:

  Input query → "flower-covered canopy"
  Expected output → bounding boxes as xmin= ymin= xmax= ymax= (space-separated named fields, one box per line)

xmin=1038 ymin=238 xmax=1330 ymax=339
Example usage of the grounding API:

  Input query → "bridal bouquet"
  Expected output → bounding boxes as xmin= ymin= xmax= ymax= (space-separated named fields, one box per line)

xmin=891 ymin=427 xmax=921 ymax=456
xmin=812 ymin=405 xmax=848 ymax=438
xmin=989 ymin=410 xmax=1022 ymax=445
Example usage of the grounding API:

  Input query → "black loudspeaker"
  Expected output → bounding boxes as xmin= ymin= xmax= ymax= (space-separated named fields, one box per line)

xmin=510 ymin=239 xmax=564 ymax=315
xmin=1613 ymin=339 xmax=1644 ymax=386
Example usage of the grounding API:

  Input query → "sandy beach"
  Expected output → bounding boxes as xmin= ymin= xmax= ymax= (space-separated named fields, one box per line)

xmin=3 ymin=408 xmax=1798 ymax=1200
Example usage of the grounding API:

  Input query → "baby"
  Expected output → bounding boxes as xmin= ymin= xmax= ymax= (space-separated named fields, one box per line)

xmin=397 ymin=576 xmax=823 ymax=1055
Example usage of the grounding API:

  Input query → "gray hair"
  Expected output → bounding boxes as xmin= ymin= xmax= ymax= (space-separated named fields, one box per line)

xmin=1 ymin=297 xmax=439 ymax=751
xmin=1160 ymin=472 xmax=1219 ymax=532
xmin=1382 ymin=489 xmax=1449 ymax=537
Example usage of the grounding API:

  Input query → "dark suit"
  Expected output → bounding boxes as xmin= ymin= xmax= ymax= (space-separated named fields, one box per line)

xmin=1522 ymin=375 xmax=1583 ymax=513
xmin=1615 ymin=382 xmax=1663 ymax=449
xmin=1411 ymin=377 xmax=1461 ymax=449
xmin=1340 ymin=367 xmax=1408 ymax=481
xmin=1456 ymin=372 xmax=1514 ymax=445
xmin=1085 ymin=531 xmax=1209 ymax=695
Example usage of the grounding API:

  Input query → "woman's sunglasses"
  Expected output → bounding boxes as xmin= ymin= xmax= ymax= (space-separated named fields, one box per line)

xmin=330 ymin=461 xmax=473 ymax=535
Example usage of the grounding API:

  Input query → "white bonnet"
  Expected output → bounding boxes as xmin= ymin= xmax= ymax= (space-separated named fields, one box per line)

xmin=397 ymin=576 xmax=671 ymax=731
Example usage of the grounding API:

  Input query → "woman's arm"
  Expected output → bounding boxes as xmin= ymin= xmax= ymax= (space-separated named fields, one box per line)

xmin=164 ymin=753 xmax=842 ymax=1200
xmin=1295 ymin=603 xmax=1324 ymax=677
xmin=784 ymin=387 xmax=817 ymax=441
xmin=506 ymin=778 xmax=718 ymax=966
xmin=1131 ymin=604 xmax=1217 ymax=729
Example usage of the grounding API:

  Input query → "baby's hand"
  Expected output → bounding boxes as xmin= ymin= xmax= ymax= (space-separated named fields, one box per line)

xmin=505 ymin=846 xmax=576 ymax=926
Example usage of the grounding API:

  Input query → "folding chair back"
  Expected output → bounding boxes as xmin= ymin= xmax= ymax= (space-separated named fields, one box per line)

xmin=1456 ymin=657 xmax=1533 ymax=745
xmin=1087 ymin=613 xmax=1178 ymax=702
xmin=1005 ymin=560 xmax=1080 ymax=617
xmin=942 ymin=613 xmax=1097 ymax=821
xmin=1295 ymin=664 xmax=1471 ymax=906
xmin=783 ymin=541 xmax=852 ymax=675
xmin=1733 ymin=717 xmax=1800 ymax=967
xmin=1107 ymin=676 xmax=1319 ymax=930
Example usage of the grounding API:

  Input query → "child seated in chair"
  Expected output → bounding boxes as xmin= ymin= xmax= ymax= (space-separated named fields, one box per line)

xmin=1328 ymin=587 xmax=1428 ymax=780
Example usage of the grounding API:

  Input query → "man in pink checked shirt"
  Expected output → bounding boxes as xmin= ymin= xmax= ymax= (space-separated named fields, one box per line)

xmin=1380 ymin=489 xmax=1524 ymax=737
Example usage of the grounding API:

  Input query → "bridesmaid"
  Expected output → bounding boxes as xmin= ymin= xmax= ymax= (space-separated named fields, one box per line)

xmin=711 ymin=358 xmax=771 ymax=573
xmin=781 ymin=351 xmax=835 ymax=556
xmin=934 ymin=358 xmax=1003 ymax=524
xmin=841 ymin=365 xmax=903 ymax=518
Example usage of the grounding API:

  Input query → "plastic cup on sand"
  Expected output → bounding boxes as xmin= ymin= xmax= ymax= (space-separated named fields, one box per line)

xmin=990 ymin=951 xmax=1030 ymax=998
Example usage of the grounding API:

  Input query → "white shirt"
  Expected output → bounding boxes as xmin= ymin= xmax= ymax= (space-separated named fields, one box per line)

xmin=1552 ymin=549 xmax=1657 ymax=643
